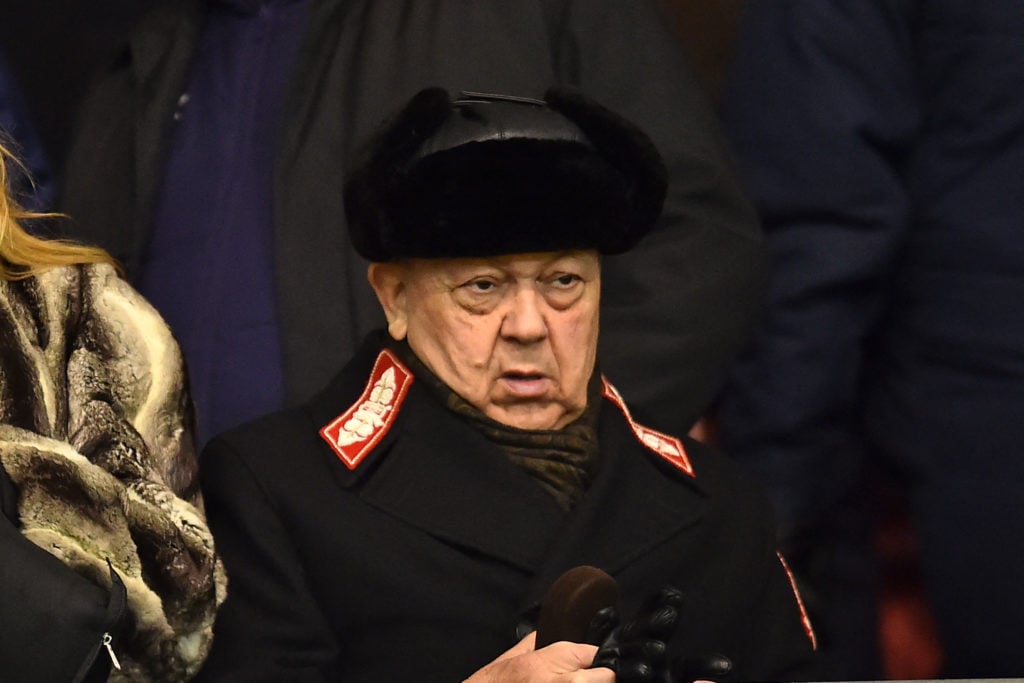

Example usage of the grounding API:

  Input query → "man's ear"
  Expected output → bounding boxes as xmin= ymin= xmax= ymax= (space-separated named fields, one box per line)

xmin=367 ymin=262 xmax=409 ymax=340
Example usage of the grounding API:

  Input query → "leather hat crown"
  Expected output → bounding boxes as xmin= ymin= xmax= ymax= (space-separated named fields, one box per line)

xmin=343 ymin=87 xmax=667 ymax=261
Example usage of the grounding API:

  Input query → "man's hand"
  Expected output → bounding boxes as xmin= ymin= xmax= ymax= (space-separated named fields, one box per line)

xmin=592 ymin=587 xmax=734 ymax=683
xmin=464 ymin=632 xmax=615 ymax=683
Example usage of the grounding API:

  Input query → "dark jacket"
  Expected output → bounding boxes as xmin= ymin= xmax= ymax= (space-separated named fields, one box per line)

xmin=59 ymin=0 xmax=764 ymax=437
xmin=717 ymin=0 xmax=1024 ymax=676
xmin=0 ymin=460 xmax=123 ymax=683
xmin=198 ymin=333 xmax=818 ymax=682
xmin=0 ymin=53 xmax=53 ymax=210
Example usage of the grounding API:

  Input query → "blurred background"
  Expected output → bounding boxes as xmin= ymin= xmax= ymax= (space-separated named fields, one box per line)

xmin=0 ymin=0 xmax=742 ymax=170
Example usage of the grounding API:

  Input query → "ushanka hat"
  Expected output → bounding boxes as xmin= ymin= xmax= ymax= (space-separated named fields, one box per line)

xmin=343 ymin=87 xmax=667 ymax=261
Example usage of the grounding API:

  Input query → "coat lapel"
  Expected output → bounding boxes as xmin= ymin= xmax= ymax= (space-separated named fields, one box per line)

xmin=356 ymin=389 xmax=569 ymax=572
xmin=306 ymin=339 xmax=569 ymax=573
xmin=524 ymin=400 xmax=709 ymax=600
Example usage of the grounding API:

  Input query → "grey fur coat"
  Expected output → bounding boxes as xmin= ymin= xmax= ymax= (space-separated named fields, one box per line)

xmin=0 ymin=263 xmax=224 ymax=681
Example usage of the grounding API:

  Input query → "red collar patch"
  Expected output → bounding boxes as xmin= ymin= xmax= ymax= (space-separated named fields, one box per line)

xmin=601 ymin=377 xmax=695 ymax=478
xmin=320 ymin=349 xmax=414 ymax=470
xmin=778 ymin=552 xmax=818 ymax=650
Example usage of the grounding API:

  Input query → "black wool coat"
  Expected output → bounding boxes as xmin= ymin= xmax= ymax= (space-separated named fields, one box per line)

xmin=197 ymin=335 xmax=818 ymax=682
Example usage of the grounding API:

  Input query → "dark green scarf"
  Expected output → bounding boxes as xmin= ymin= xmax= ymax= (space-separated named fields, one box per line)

xmin=392 ymin=341 xmax=601 ymax=510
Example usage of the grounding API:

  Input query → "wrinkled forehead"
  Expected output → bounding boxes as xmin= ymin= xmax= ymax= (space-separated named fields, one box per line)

xmin=402 ymin=249 xmax=601 ymax=281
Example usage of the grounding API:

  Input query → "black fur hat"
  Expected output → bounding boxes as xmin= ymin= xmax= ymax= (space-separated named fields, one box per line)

xmin=343 ymin=87 xmax=667 ymax=261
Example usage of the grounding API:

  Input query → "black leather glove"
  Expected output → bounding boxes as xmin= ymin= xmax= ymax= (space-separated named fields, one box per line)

xmin=591 ymin=586 xmax=680 ymax=681
xmin=671 ymin=652 xmax=735 ymax=682
xmin=591 ymin=586 xmax=734 ymax=683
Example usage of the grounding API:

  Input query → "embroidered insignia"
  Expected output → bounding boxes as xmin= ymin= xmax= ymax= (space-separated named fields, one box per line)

xmin=778 ymin=552 xmax=818 ymax=650
xmin=320 ymin=350 xmax=413 ymax=470
xmin=600 ymin=376 xmax=695 ymax=477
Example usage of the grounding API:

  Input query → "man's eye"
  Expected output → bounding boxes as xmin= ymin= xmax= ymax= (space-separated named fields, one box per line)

xmin=466 ymin=279 xmax=496 ymax=292
xmin=551 ymin=274 xmax=581 ymax=288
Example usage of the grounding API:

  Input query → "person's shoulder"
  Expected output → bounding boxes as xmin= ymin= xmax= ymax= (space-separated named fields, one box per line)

xmin=73 ymin=261 xmax=127 ymax=296
xmin=599 ymin=378 xmax=776 ymax=524
xmin=204 ymin=407 xmax=317 ymax=468
xmin=77 ymin=262 xmax=182 ymax=345
xmin=78 ymin=260 xmax=118 ymax=284
xmin=681 ymin=435 xmax=773 ymax=510
xmin=652 ymin=434 xmax=780 ymax=547
xmin=202 ymin=342 xmax=395 ymax=478
xmin=198 ymin=405 xmax=335 ymax=508
xmin=204 ymin=337 xmax=403 ymax=475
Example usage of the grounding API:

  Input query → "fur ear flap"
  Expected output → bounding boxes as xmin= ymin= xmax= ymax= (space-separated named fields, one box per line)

xmin=360 ymin=88 xmax=453 ymax=172
xmin=544 ymin=86 xmax=667 ymax=252
xmin=344 ymin=88 xmax=454 ymax=261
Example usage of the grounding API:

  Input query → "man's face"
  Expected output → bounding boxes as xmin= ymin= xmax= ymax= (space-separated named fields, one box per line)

xmin=369 ymin=250 xmax=601 ymax=430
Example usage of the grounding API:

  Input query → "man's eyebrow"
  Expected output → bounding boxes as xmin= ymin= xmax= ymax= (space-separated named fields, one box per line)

xmin=545 ymin=255 xmax=593 ymax=270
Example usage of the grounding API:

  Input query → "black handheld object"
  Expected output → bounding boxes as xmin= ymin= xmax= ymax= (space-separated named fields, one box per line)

xmin=535 ymin=565 xmax=620 ymax=648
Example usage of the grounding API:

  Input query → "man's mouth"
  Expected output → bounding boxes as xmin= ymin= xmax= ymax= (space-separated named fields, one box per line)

xmin=499 ymin=371 xmax=551 ymax=398
xmin=503 ymin=370 xmax=544 ymax=380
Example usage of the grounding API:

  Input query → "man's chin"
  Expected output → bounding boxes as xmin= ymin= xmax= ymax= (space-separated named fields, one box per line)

xmin=485 ymin=401 xmax=578 ymax=431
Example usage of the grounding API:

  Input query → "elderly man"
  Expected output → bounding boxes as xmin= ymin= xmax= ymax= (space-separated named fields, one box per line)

xmin=197 ymin=88 xmax=818 ymax=682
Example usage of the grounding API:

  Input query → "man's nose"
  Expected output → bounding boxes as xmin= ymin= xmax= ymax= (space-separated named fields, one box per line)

xmin=500 ymin=289 xmax=548 ymax=343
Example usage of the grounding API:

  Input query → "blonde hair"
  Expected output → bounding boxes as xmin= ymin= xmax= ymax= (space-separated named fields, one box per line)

xmin=1 ymin=140 xmax=117 ymax=280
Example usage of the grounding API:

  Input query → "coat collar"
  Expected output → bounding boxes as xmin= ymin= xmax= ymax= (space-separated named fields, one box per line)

xmin=307 ymin=334 xmax=708 ymax=576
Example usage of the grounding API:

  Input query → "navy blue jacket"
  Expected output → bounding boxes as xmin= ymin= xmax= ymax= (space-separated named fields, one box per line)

xmin=0 ymin=53 xmax=53 ymax=210
xmin=718 ymin=1 xmax=1024 ymax=676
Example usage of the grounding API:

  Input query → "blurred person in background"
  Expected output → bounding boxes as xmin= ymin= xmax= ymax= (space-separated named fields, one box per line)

xmin=717 ymin=0 xmax=1024 ymax=677
xmin=0 ymin=51 xmax=53 ymax=210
